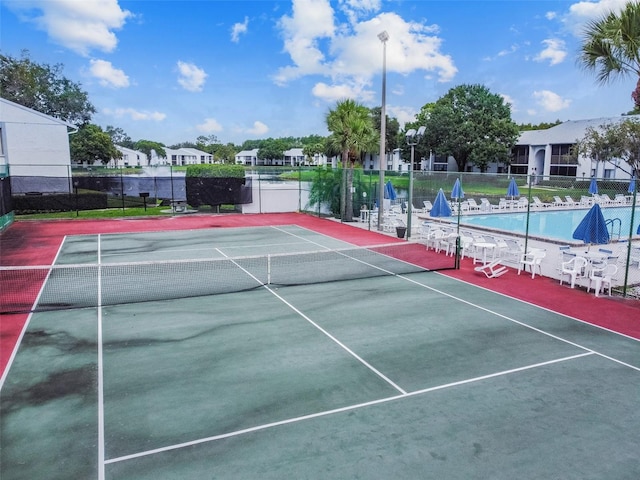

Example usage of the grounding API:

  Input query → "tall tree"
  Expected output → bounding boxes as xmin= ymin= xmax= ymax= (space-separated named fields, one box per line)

xmin=257 ymin=138 xmax=288 ymax=165
xmin=211 ymin=143 xmax=238 ymax=164
xmin=417 ymin=84 xmax=519 ymax=172
xmin=303 ymin=141 xmax=325 ymax=165
xmin=576 ymin=119 xmax=640 ymax=174
xmin=105 ymin=126 xmax=134 ymax=149
xmin=579 ymin=1 xmax=640 ymax=112
xmin=0 ymin=50 xmax=95 ymax=125
xmin=135 ymin=140 xmax=166 ymax=161
xmin=70 ymin=124 xmax=120 ymax=164
xmin=326 ymin=99 xmax=377 ymax=221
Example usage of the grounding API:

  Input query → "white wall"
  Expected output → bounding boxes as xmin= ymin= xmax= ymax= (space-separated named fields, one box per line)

xmin=0 ymin=99 xmax=72 ymax=178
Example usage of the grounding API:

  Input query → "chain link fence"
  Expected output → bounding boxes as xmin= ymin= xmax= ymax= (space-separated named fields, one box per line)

xmin=5 ymin=164 xmax=640 ymax=297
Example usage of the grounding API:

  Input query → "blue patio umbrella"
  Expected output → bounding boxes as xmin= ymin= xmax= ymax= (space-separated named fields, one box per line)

xmin=628 ymin=176 xmax=636 ymax=194
xmin=451 ymin=178 xmax=464 ymax=200
xmin=384 ymin=180 xmax=397 ymax=200
xmin=430 ymin=188 xmax=452 ymax=217
xmin=572 ymin=203 xmax=609 ymax=246
xmin=506 ymin=177 xmax=519 ymax=199
xmin=588 ymin=177 xmax=598 ymax=195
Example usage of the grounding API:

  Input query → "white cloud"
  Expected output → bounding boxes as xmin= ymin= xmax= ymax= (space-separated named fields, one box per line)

xmin=89 ymin=59 xmax=129 ymax=88
xmin=500 ymin=93 xmax=516 ymax=111
xmin=103 ymin=107 xmax=166 ymax=121
xmin=176 ymin=61 xmax=207 ymax=92
xmin=533 ymin=90 xmax=571 ymax=112
xmin=246 ymin=121 xmax=269 ymax=136
xmin=274 ymin=0 xmax=336 ymax=84
xmin=231 ymin=16 xmax=249 ymax=43
xmin=197 ymin=118 xmax=223 ymax=133
xmin=311 ymin=81 xmax=373 ymax=103
xmin=534 ymin=39 xmax=567 ymax=65
xmin=546 ymin=11 xmax=558 ymax=20
xmin=6 ymin=0 xmax=131 ymax=56
xmin=386 ymin=105 xmax=416 ymax=128
xmin=275 ymin=1 xmax=457 ymax=107
xmin=564 ymin=0 xmax=630 ymax=36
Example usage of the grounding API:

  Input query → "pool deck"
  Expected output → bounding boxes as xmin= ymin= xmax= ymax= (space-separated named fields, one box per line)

xmin=345 ymin=206 xmax=640 ymax=296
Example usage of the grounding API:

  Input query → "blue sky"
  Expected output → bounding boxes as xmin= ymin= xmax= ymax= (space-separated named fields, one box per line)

xmin=1 ymin=0 xmax=637 ymax=147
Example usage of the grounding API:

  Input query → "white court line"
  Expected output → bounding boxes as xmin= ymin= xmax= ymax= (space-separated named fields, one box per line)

xmin=0 ymin=236 xmax=68 ymax=391
xmin=104 ymin=351 xmax=593 ymax=465
xmin=399 ymin=273 xmax=640 ymax=373
xmin=97 ymin=235 xmax=106 ymax=480
xmin=213 ymin=248 xmax=407 ymax=395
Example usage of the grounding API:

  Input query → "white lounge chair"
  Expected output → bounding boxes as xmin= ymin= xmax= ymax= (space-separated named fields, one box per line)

xmin=553 ymin=196 xmax=568 ymax=207
xmin=466 ymin=198 xmax=481 ymax=211
xmin=422 ymin=200 xmax=433 ymax=213
xmin=480 ymin=198 xmax=493 ymax=212
xmin=532 ymin=196 xmax=551 ymax=208
xmin=474 ymin=260 xmax=508 ymax=278
xmin=565 ymin=196 xmax=579 ymax=206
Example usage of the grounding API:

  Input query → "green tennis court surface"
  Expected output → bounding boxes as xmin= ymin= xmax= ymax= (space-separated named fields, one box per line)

xmin=1 ymin=226 xmax=639 ymax=479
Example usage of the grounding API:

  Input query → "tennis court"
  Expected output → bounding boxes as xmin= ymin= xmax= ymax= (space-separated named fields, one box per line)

xmin=1 ymin=224 xmax=639 ymax=479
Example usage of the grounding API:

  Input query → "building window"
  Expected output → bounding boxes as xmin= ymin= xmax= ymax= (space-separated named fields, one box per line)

xmin=511 ymin=145 xmax=529 ymax=165
xmin=433 ymin=154 xmax=448 ymax=172
xmin=550 ymin=144 xmax=577 ymax=177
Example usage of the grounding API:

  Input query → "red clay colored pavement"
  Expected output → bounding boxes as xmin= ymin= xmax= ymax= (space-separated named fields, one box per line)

xmin=1 ymin=213 xmax=639 ymax=377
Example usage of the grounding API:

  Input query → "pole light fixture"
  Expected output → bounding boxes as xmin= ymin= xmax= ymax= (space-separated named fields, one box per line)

xmin=405 ymin=126 xmax=425 ymax=239
xmin=377 ymin=30 xmax=389 ymax=231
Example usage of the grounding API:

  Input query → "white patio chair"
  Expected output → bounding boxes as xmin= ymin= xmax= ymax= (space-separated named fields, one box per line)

xmin=422 ymin=200 xmax=433 ymax=213
xmin=438 ymin=232 xmax=459 ymax=256
xmin=459 ymin=234 xmax=475 ymax=260
xmin=501 ymin=239 xmax=524 ymax=263
xmin=588 ymin=264 xmax=617 ymax=297
xmin=559 ymin=256 xmax=588 ymax=288
xmin=425 ymin=229 xmax=445 ymax=251
xmin=517 ymin=249 xmax=546 ymax=279
xmin=474 ymin=260 xmax=508 ymax=278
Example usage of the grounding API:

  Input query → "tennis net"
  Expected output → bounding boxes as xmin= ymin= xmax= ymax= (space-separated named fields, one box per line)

xmin=1 ymin=242 xmax=431 ymax=314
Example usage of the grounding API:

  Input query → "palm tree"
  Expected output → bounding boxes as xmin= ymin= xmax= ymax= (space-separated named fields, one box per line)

xmin=326 ymin=99 xmax=377 ymax=221
xmin=579 ymin=1 xmax=640 ymax=111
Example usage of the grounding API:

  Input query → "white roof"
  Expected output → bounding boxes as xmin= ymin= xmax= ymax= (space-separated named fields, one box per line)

xmin=0 ymin=97 xmax=75 ymax=128
xmin=518 ymin=115 xmax=640 ymax=145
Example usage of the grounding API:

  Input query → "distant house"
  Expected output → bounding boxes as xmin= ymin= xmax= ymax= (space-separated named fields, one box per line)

xmin=420 ymin=115 xmax=639 ymax=179
xmin=110 ymin=145 xmax=149 ymax=168
xmin=156 ymin=147 xmax=213 ymax=166
xmin=513 ymin=116 xmax=639 ymax=180
xmin=235 ymin=147 xmax=330 ymax=166
xmin=0 ymin=97 xmax=75 ymax=193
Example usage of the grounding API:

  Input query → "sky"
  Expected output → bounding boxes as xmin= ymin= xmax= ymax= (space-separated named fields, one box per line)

xmin=1 ymin=0 xmax=638 ymax=147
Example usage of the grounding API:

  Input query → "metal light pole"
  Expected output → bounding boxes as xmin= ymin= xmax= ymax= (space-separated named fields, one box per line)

xmin=377 ymin=30 xmax=389 ymax=231
xmin=405 ymin=126 xmax=425 ymax=240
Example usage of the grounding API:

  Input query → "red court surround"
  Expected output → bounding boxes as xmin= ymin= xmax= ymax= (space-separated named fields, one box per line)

xmin=1 ymin=213 xmax=639 ymax=377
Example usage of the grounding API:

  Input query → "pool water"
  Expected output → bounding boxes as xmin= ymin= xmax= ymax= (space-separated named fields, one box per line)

xmin=460 ymin=206 xmax=640 ymax=242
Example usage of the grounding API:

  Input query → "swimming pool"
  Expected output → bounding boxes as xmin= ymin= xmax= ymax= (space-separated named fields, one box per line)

xmin=460 ymin=206 xmax=640 ymax=243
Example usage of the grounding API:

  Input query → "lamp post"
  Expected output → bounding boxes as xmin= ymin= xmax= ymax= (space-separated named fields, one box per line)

xmin=405 ymin=126 xmax=425 ymax=239
xmin=377 ymin=30 xmax=389 ymax=231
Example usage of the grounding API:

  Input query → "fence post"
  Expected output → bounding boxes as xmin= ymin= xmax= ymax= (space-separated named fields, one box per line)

xmin=622 ymin=188 xmax=637 ymax=297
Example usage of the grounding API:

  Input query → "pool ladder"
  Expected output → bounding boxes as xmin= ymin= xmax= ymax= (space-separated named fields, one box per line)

xmin=606 ymin=218 xmax=621 ymax=240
